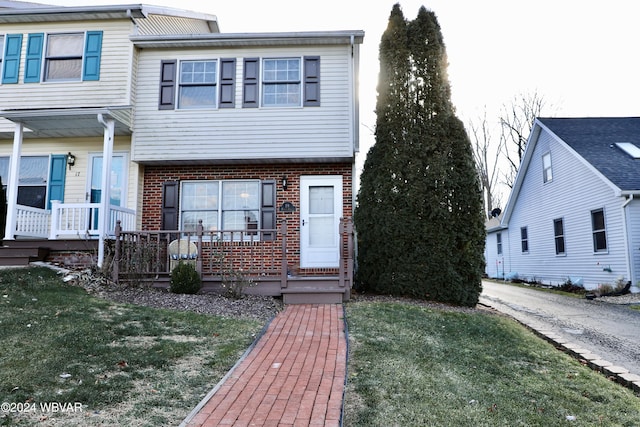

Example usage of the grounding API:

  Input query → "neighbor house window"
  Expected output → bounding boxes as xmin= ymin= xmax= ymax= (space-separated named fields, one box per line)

xmin=43 ymin=31 xmax=102 ymax=82
xmin=178 ymin=60 xmax=218 ymax=109
xmin=180 ymin=180 xmax=259 ymax=235
xmin=553 ymin=218 xmax=565 ymax=255
xmin=45 ymin=33 xmax=84 ymax=81
xmin=542 ymin=152 xmax=553 ymax=183
xmin=591 ymin=208 xmax=607 ymax=252
xmin=262 ymin=58 xmax=301 ymax=107
xmin=521 ymin=226 xmax=529 ymax=253
xmin=496 ymin=232 xmax=502 ymax=255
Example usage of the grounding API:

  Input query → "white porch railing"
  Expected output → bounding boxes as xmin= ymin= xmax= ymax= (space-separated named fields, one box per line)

xmin=15 ymin=205 xmax=51 ymax=238
xmin=14 ymin=201 xmax=136 ymax=239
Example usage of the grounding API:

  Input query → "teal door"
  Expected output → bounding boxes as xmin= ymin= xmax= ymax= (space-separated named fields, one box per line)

xmin=47 ymin=154 xmax=66 ymax=210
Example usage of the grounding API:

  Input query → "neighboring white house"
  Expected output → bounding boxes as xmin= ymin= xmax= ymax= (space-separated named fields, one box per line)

xmin=486 ymin=117 xmax=640 ymax=293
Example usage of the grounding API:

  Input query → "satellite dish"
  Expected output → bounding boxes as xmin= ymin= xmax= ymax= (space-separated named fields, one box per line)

xmin=490 ymin=208 xmax=502 ymax=218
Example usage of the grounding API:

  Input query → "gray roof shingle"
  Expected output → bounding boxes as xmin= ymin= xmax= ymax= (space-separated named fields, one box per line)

xmin=539 ymin=117 xmax=640 ymax=191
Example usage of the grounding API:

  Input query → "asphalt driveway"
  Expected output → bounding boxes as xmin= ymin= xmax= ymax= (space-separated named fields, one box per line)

xmin=480 ymin=280 xmax=640 ymax=377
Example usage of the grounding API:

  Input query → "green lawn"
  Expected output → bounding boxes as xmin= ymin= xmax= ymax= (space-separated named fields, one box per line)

xmin=344 ymin=300 xmax=640 ymax=426
xmin=0 ymin=267 xmax=263 ymax=426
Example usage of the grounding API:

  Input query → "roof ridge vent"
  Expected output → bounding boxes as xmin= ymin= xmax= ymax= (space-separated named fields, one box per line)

xmin=614 ymin=142 xmax=640 ymax=159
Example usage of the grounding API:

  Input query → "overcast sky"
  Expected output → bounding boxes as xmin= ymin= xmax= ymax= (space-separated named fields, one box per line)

xmin=32 ymin=0 xmax=640 ymax=198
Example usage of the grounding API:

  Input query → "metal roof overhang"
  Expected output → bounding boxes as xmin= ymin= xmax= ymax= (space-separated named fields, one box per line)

xmin=131 ymin=30 xmax=365 ymax=48
xmin=0 ymin=107 xmax=132 ymax=139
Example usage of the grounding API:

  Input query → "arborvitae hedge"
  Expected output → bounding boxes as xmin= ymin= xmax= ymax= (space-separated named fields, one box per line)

xmin=355 ymin=4 xmax=485 ymax=306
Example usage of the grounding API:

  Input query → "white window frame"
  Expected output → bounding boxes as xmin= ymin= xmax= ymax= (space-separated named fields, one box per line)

xmin=591 ymin=208 xmax=608 ymax=253
xmin=553 ymin=218 xmax=566 ymax=256
xmin=542 ymin=152 xmax=553 ymax=183
xmin=177 ymin=59 xmax=219 ymax=109
xmin=44 ymin=32 xmax=85 ymax=82
xmin=496 ymin=232 xmax=502 ymax=255
xmin=262 ymin=57 xmax=301 ymax=107
xmin=179 ymin=179 xmax=262 ymax=240
xmin=520 ymin=226 xmax=529 ymax=254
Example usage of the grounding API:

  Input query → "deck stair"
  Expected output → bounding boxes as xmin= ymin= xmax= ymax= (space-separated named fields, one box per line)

xmin=0 ymin=241 xmax=50 ymax=266
xmin=281 ymin=277 xmax=349 ymax=304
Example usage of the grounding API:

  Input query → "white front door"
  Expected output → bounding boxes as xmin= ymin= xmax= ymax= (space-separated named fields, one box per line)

xmin=300 ymin=175 xmax=343 ymax=268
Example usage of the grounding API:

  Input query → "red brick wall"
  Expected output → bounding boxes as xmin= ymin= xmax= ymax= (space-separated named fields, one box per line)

xmin=141 ymin=163 xmax=353 ymax=275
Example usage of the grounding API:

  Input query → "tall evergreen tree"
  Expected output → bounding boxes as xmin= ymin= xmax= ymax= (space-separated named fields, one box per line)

xmin=355 ymin=4 xmax=485 ymax=306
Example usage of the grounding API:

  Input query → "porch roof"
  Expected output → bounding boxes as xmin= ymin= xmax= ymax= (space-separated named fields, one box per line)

xmin=0 ymin=107 xmax=132 ymax=139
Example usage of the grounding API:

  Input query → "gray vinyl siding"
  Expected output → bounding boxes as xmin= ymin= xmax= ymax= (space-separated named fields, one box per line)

xmin=0 ymin=20 xmax=134 ymax=110
xmin=485 ymin=229 xmax=508 ymax=279
xmin=506 ymin=129 xmax=628 ymax=289
xmin=132 ymin=45 xmax=355 ymax=163
xmin=623 ymin=198 xmax=640 ymax=287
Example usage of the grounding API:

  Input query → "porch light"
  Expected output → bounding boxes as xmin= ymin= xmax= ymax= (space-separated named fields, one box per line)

xmin=282 ymin=176 xmax=288 ymax=190
xmin=67 ymin=152 xmax=76 ymax=169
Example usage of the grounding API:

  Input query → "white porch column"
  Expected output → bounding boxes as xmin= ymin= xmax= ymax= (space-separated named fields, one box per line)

xmin=4 ymin=123 xmax=23 ymax=241
xmin=97 ymin=115 xmax=114 ymax=268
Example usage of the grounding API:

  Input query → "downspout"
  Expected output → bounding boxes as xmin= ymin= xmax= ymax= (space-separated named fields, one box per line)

xmin=97 ymin=114 xmax=115 ymax=268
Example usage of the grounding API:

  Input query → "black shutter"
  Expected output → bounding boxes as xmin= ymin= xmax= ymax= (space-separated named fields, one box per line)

xmin=243 ymin=58 xmax=259 ymax=108
xmin=261 ymin=180 xmax=276 ymax=241
xmin=161 ymin=181 xmax=179 ymax=231
xmin=159 ymin=60 xmax=176 ymax=110
xmin=219 ymin=58 xmax=236 ymax=108
xmin=303 ymin=56 xmax=320 ymax=106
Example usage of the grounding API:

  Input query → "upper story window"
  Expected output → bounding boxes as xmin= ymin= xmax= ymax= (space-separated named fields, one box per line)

xmin=542 ymin=152 xmax=553 ymax=183
xmin=553 ymin=218 xmax=565 ymax=255
xmin=159 ymin=58 xmax=235 ymax=110
xmin=591 ymin=208 xmax=607 ymax=252
xmin=496 ymin=232 xmax=502 ymax=255
xmin=178 ymin=60 xmax=218 ymax=109
xmin=42 ymin=31 xmax=102 ymax=82
xmin=262 ymin=58 xmax=301 ymax=107
xmin=45 ymin=33 xmax=83 ymax=81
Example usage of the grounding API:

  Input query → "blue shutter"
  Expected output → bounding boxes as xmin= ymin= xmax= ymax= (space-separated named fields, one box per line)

xmin=82 ymin=31 xmax=102 ymax=81
xmin=47 ymin=155 xmax=67 ymax=210
xmin=2 ymin=34 xmax=23 ymax=84
xmin=24 ymin=33 xmax=43 ymax=83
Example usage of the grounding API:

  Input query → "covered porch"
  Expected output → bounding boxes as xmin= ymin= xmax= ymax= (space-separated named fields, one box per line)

xmin=0 ymin=107 xmax=134 ymax=267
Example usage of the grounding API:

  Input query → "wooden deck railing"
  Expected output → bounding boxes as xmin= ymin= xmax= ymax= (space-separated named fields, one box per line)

xmin=112 ymin=218 xmax=355 ymax=291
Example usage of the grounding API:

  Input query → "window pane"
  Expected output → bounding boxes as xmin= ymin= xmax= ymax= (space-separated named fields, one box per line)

xmin=0 ymin=156 xmax=8 ymax=185
xmin=592 ymin=210 xmax=605 ymax=230
xmin=179 ymin=86 xmax=216 ymax=108
xmin=17 ymin=186 xmax=46 ymax=209
xmin=46 ymin=58 xmax=82 ymax=80
xmin=47 ymin=34 xmax=83 ymax=57
xmin=182 ymin=182 xmax=218 ymax=210
xmin=309 ymin=217 xmax=334 ymax=246
xmin=180 ymin=60 xmax=216 ymax=84
xmin=19 ymin=157 xmax=48 ymax=185
xmin=554 ymin=219 xmax=563 ymax=236
xmin=309 ymin=186 xmax=334 ymax=214
xmin=594 ymin=231 xmax=607 ymax=251
xmin=222 ymin=210 xmax=259 ymax=231
xmin=222 ymin=182 xmax=259 ymax=210
xmin=182 ymin=211 xmax=217 ymax=232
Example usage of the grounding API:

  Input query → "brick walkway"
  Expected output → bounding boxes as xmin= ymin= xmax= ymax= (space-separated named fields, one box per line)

xmin=182 ymin=304 xmax=347 ymax=426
